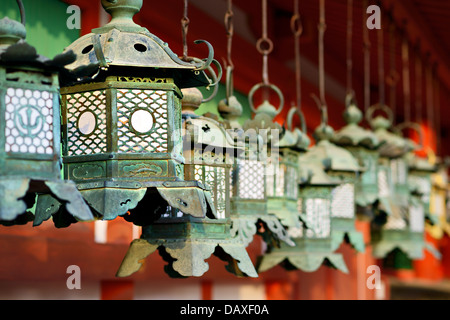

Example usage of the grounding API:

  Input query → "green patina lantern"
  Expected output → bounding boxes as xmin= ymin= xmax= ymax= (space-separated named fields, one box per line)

xmin=368 ymin=106 xmax=436 ymax=259
xmin=257 ymin=105 xmax=349 ymax=273
xmin=36 ymin=0 xmax=220 ymax=228
xmin=257 ymin=144 xmax=348 ymax=273
xmin=0 ymin=1 xmax=93 ymax=226
xmin=301 ymin=100 xmax=365 ymax=253
xmin=217 ymin=85 xmax=293 ymax=249
xmin=265 ymin=107 xmax=311 ymax=230
xmin=115 ymin=88 xmax=258 ymax=278
xmin=333 ymin=94 xmax=382 ymax=219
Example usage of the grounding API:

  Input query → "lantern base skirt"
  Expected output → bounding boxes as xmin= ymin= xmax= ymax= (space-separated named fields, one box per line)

xmin=116 ymin=236 xmax=258 ymax=278
xmin=230 ymin=215 xmax=294 ymax=248
xmin=256 ymin=251 xmax=349 ymax=274
xmin=331 ymin=230 xmax=365 ymax=253
xmin=0 ymin=177 xmax=94 ymax=227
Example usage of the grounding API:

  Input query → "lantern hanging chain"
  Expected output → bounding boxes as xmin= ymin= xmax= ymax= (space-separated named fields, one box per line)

xmin=346 ymin=0 xmax=353 ymax=98
xmin=377 ymin=22 xmax=385 ymax=107
xmin=401 ymin=31 xmax=411 ymax=123
xmin=311 ymin=0 xmax=328 ymax=127
xmin=318 ymin=0 xmax=326 ymax=106
xmin=387 ymin=19 xmax=397 ymax=121
xmin=414 ymin=42 xmax=422 ymax=124
xmin=433 ymin=66 xmax=441 ymax=155
xmin=225 ymin=0 xmax=234 ymax=70
xmin=425 ymin=58 xmax=434 ymax=133
xmin=181 ymin=0 xmax=190 ymax=61
xmin=224 ymin=0 xmax=235 ymax=100
xmin=291 ymin=0 xmax=303 ymax=110
xmin=256 ymin=0 xmax=273 ymax=85
xmin=362 ymin=0 xmax=370 ymax=113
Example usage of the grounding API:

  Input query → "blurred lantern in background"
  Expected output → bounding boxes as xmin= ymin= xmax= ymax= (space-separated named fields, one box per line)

xmin=304 ymin=95 xmax=365 ymax=254
xmin=266 ymin=107 xmax=310 ymax=230
xmin=333 ymin=94 xmax=382 ymax=221
xmin=0 ymin=0 xmax=93 ymax=227
xmin=369 ymin=108 xmax=439 ymax=260
xmin=257 ymin=105 xmax=350 ymax=273
xmin=217 ymin=0 xmax=293 ymax=250
xmin=219 ymin=85 xmax=293 ymax=249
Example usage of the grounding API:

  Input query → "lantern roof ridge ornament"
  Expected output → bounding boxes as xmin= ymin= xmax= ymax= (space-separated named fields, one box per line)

xmin=308 ymin=98 xmax=363 ymax=174
xmin=367 ymin=103 xmax=413 ymax=158
xmin=333 ymin=94 xmax=381 ymax=150
xmin=61 ymin=0 xmax=215 ymax=89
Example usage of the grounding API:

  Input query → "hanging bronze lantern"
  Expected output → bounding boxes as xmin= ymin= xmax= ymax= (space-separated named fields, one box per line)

xmin=257 ymin=134 xmax=348 ymax=273
xmin=117 ymin=87 xmax=258 ymax=278
xmin=217 ymin=85 xmax=293 ymax=249
xmin=368 ymin=108 xmax=434 ymax=259
xmin=266 ymin=107 xmax=310 ymax=229
xmin=333 ymin=94 xmax=382 ymax=220
xmin=0 ymin=0 xmax=93 ymax=227
xmin=307 ymin=117 xmax=365 ymax=253
xmin=257 ymin=107 xmax=350 ymax=273
xmin=36 ymin=0 xmax=220 ymax=229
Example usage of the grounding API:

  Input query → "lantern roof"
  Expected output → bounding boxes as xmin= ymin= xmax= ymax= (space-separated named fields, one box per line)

xmin=333 ymin=100 xmax=381 ymax=150
xmin=0 ymin=17 xmax=75 ymax=71
xmin=369 ymin=112 xmax=414 ymax=158
xmin=407 ymin=153 xmax=437 ymax=173
xmin=309 ymin=128 xmax=363 ymax=174
xmin=276 ymin=107 xmax=310 ymax=152
xmin=61 ymin=0 xmax=213 ymax=88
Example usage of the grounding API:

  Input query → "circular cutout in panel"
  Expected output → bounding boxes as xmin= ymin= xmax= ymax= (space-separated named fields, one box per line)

xmin=78 ymin=111 xmax=97 ymax=135
xmin=131 ymin=109 xmax=153 ymax=134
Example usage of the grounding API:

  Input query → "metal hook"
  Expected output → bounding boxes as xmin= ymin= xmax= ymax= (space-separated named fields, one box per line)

xmin=287 ymin=106 xmax=307 ymax=134
xmin=16 ymin=0 xmax=26 ymax=26
xmin=311 ymin=93 xmax=328 ymax=127
xmin=193 ymin=40 xmax=214 ymax=71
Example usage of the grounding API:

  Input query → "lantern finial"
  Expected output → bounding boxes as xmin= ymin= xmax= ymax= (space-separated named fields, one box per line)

xmin=101 ymin=0 xmax=142 ymax=28
xmin=0 ymin=17 xmax=26 ymax=47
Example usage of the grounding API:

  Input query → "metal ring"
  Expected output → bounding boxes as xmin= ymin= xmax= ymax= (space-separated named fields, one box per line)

xmin=256 ymin=37 xmax=274 ymax=55
xmin=287 ymin=106 xmax=307 ymax=134
xmin=248 ymin=82 xmax=284 ymax=116
xmin=394 ymin=121 xmax=424 ymax=150
xmin=366 ymin=103 xmax=394 ymax=125
xmin=290 ymin=14 xmax=303 ymax=37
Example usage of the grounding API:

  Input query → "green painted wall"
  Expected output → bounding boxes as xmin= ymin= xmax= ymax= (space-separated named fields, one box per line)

xmin=0 ymin=0 xmax=79 ymax=59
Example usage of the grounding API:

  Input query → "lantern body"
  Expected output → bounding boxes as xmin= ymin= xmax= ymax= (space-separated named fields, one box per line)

xmin=266 ymin=148 xmax=301 ymax=228
xmin=333 ymin=103 xmax=381 ymax=211
xmin=301 ymin=137 xmax=364 ymax=252
xmin=61 ymin=76 xmax=184 ymax=185
xmin=219 ymin=107 xmax=293 ymax=249
xmin=230 ymin=137 xmax=292 ymax=247
xmin=0 ymin=16 xmax=92 ymax=226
